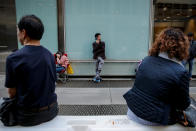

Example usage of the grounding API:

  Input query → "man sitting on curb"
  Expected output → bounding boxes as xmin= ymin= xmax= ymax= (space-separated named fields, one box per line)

xmin=4 ymin=15 xmax=58 ymax=126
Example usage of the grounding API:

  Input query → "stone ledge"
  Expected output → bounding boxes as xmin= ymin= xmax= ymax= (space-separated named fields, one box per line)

xmin=0 ymin=115 xmax=193 ymax=131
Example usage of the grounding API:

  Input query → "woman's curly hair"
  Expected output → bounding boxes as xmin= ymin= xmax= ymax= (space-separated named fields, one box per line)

xmin=149 ymin=28 xmax=189 ymax=61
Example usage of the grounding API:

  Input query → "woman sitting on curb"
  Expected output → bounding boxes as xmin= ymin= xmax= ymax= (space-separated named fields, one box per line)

xmin=55 ymin=51 xmax=69 ymax=73
xmin=124 ymin=28 xmax=190 ymax=126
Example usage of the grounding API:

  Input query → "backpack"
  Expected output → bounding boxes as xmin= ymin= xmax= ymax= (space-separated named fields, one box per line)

xmin=0 ymin=97 xmax=17 ymax=126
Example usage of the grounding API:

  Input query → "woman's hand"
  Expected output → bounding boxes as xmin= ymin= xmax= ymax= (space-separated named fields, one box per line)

xmin=8 ymin=88 xmax=16 ymax=98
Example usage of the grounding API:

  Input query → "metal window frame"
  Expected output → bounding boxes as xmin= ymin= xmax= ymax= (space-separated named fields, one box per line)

xmin=57 ymin=0 xmax=65 ymax=53
xmin=57 ymin=0 xmax=154 ymax=62
xmin=149 ymin=0 xmax=154 ymax=49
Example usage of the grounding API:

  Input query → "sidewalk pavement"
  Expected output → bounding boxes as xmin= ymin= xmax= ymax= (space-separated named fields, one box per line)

xmin=0 ymin=75 xmax=196 ymax=105
xmin=56 ymin=88 xmax=129 ymax=105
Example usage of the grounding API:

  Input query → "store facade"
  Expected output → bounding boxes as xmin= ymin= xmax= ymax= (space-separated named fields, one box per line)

xmin=1 ymin=0 xmax=196 ymax=76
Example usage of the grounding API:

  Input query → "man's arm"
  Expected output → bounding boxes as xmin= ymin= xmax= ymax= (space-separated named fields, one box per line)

xmin=92 ymin=43 xmax=97 ymax=53
xmin=102 ymin=42 xmax=105 ymax=49
xmin=5 ymin=56 xmax=17 ymax=98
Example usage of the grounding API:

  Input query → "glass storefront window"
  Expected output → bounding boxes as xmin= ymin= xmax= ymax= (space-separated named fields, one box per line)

xmin=65 ymin=0 xmax=151 ymax=61
xmin=154 ymin=0 xmax=196 ymax=40
xmin=0 ymin=0 xmax=18 ymax=52
xmin=15 ymin=0 xmax=58 ymax=53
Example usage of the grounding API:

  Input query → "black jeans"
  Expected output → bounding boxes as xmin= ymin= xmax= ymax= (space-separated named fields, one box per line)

xmin=16 ymin=102 xmax=58 ymax=126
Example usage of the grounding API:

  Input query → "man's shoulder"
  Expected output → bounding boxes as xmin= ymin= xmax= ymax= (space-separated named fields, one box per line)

xmin=92 ymin=41 xmax=105 ymax=44
xmin=7 ymin=48 xmax=25 ymax=61
xmin=41 ymin=46 xmax=52 ymax=55
xmin=101 ymin=41 xmax=105 ymax=44
xmin=42 ymin=47 xmax=56 ymax=62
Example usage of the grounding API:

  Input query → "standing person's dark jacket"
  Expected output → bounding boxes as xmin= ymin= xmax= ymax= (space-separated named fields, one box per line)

xmin=93 ymin=41 xmax=105 ymax=59
xmin=189 ymin=40 xmax=196 ymax=59
xmin=123 ymin=56 xmax=190 ymax=125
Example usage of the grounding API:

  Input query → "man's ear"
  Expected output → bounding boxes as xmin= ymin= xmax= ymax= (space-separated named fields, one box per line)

xmin=21 ymin=29 xmax=27 ymax=38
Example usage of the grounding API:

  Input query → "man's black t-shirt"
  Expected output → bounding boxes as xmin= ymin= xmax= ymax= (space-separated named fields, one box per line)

xmin=5 ymin=45 xmax=57 ymax=108
xmin=92 ymin=41 xmax=106 ymax=59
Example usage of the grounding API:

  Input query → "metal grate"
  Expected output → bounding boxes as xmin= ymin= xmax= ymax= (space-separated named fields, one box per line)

xmin=57 ymin=80 xmax=196 ymax=88
xmin=57 ymin=80 xmax=134 ymax=88
xmin=190 ymin=80 xmax=196 ymax=87
xmin=58 ymin=105 xmax=128 ymax=116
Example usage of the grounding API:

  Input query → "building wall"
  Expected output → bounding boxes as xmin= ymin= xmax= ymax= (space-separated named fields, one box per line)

xmin=65 ymin=0 xmax=150 ymax=60
xmin=3 ymin=0 xmax=196 ymax=76
xmin=65 ymin=0 xmax=151 ymax=75
xmin=0 ymin=0 xmax=18 ymax=52
xmin=15 ymin=0 xmax=58 ymax=53
xmin=2 ymin=0 xmax=151 ymax=76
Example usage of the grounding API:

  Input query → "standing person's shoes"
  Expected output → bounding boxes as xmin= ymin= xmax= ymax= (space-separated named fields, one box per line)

xmin=93 ymin=76 xmax=101 ymax=83
xmin=97 ymin=76 xmax=102 ymax=81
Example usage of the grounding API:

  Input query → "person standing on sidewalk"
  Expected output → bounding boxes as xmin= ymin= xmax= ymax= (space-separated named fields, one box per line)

xmin=92 ymin=33 xmax=106 ymax=82
xmin=5 ymin=15 xmax=58 ymax=126
xmin=183 ymin=32 xmax=196 ymax=79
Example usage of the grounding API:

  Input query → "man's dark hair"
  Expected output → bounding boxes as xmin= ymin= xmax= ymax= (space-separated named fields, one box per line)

xmin=18 ymin=15 xmax=44 ymax=40
xmin=95 ymin=33 xmax=101 ymax=40
xmin=187 ymin=32 xmax=194 ymax=37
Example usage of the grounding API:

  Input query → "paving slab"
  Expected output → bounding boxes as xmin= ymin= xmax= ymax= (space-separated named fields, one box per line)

xmin=110 ymin=88 xmax=130 ymax=104
xmin=56 ymin=88 xmax=111 ymax=105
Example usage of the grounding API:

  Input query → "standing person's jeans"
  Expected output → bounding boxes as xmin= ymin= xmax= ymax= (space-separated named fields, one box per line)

xmin=182 ymin=58 xmax=194 ymax=78
xmin=95 ymin=57 xmax=104 ymax=79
